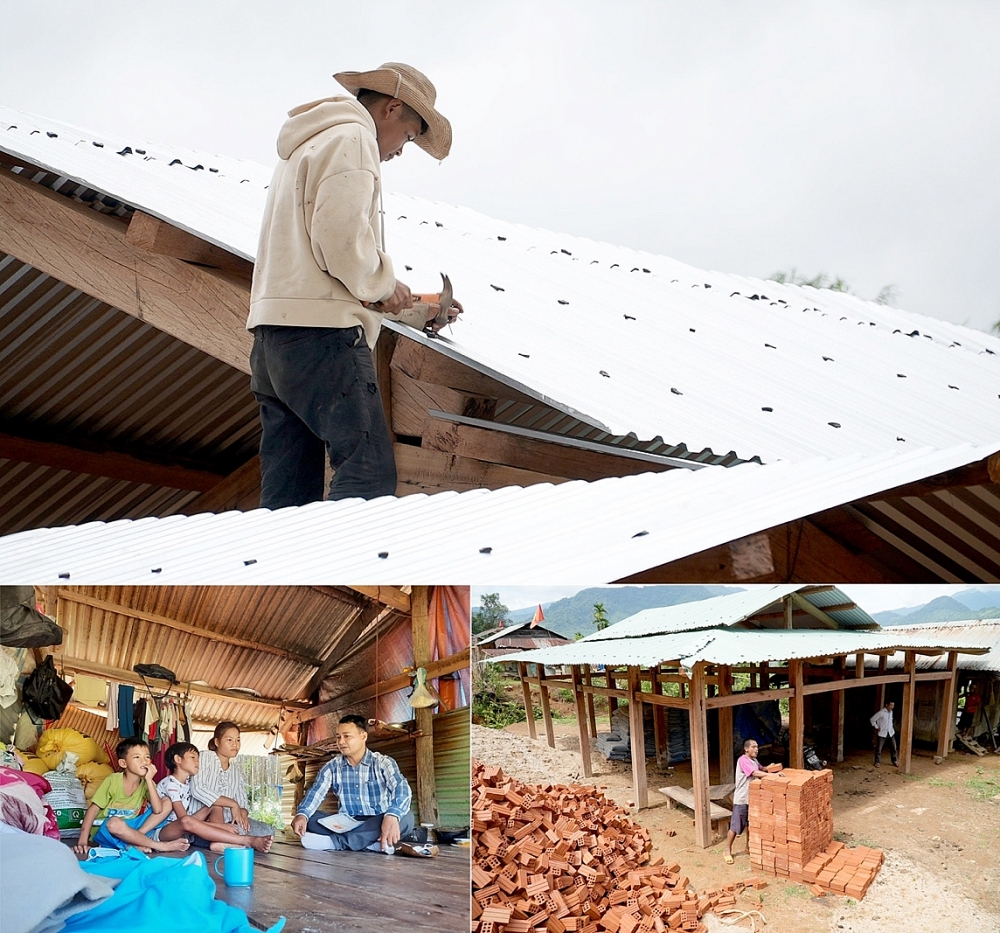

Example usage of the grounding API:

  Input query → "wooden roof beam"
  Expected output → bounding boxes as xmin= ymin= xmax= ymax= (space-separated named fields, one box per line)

xmin=787 ymin=592 xmax=839 ymax=629
xmin=0 ymin=167 xmax=252 ymax=373
xmin=346 ymin=586 xmax=411 ymax=613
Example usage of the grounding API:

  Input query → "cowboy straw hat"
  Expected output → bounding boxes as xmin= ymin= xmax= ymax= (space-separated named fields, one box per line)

xmin=334 ymin=62 xmax=452 ymax=160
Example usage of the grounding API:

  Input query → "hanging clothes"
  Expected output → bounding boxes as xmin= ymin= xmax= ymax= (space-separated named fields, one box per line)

xmin=106 ymin=682 xmax=119 ymax=730
xmin=131 ymin=697 xmax=145 ymax=739
xmin=72 ymin=675 xmax=106 ymax=708
xmin=117 ymin=685 xmax=135 ymax=738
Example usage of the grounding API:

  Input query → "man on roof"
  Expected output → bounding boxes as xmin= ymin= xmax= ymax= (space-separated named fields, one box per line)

xmin=247 ymin=63 xmax=461 ymax=509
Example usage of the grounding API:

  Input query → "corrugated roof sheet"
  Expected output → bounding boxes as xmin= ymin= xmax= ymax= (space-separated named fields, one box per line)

xmin=3 ymin=105 xmax=998 ymax=466
xmin=494 ymin=627 xmax=990 ymax=671
xmin=867 ymin=619 xmax=1000 ymax=673
xmin=1 ymin=443 xmax=997 ymax=584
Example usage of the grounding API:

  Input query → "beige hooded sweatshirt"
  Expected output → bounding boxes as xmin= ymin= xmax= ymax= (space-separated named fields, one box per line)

xmin=247 ymin=96 xmax=425 ymax=347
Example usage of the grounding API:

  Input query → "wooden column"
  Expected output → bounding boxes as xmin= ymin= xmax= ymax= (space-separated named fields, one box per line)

xmin=627 ymin=666 xmax=648 ymax=809
xmin=571 ymin=666 xmax=593 ymax=778
xmin=583 ymin=664 xmax=598 ymax=738
xmin=538 ymin=665 xmax=555 ymax=749
xmin=899 ymin=651 xmax=917 ymax=774
xmin=518 ymin=662 xmax=536 ymax=740
xmin=760 ymin=662 xmax=770 ymax=690
xmin=651 ymin=665 xmax=665 ymax=767
xmin=689 ymin=663 xmax=712 ymax=848
xmin=831 ymin=656 xmax=845 ymax=763
xmin=876 ymin=655 xmax=887 ymax=709
xmin=718 ymin=665 xmax=734 ymax=784
xmin=937 ymin=651 xmax=960 ymax=758
xmin=788 ymin=659 xmax=805 ymax=770
xmin=411 ymin=586 xmax=438 ymax=824
xmin=607 ymin=669 xmax=618 ymax=724
xmin=784 ymin=599 xmax=794 ymax=629
xmin=855 ymin=652 xmax=865 ymax=679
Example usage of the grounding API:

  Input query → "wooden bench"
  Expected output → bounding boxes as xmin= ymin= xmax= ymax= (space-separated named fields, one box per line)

xmin=658 ymin=784 xmax=735 ymax=834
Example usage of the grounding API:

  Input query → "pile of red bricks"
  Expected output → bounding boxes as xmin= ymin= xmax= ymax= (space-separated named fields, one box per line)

xmin=748 ymin=768 xmax=883 ymax=899
xmin=802 ymin=841 xmax=884 ymax=900
xmin=748 ymin=768 xmax=833 ymax=879
xmin=472 ymin=760 xmax=768 ymax=933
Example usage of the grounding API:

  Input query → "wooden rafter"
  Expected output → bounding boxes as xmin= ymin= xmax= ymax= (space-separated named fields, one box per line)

xmin=124 ymin=210 xmax=253 ymax=281
xmin=301 ymin=600 xmax=390 ymax=699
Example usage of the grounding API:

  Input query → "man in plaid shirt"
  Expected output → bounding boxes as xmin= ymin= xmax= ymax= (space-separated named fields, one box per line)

xmin=291 ymin=714 xmax=434 ymax=856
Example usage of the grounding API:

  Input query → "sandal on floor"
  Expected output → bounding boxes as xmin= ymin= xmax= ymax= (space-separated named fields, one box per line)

xmin=723 ymin=853 xmax=734 ymax=864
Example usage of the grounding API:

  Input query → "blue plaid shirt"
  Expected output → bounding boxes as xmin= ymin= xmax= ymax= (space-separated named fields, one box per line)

xmin=297 ymin=749 xmax=411 ymax=821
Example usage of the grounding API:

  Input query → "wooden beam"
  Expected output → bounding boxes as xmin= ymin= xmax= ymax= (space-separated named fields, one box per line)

xmin=787 ymin=592 xmax=840 ymax=629
xmin=788 ymin=659 xmax=805 ymax=770
xmin=390 ymin=335 xmax=540 ymax=406
xmin=519 ymin=662 xmax=537 ymax=741
xmin=583 ymin=664 xmax=597 ymax=739
xmin=374 ymin=328 xmax=398 ymax=442
xmin=876 ymin=655 xmax=887 ymax=710
xmin=571 ymin=666 xmax=592 ymax=778
xmin=346 ymin=586 xmax=410 ymax=613
xmin=855 ymin=652 xmax=865 ymax=679
xmin=0 ymin=168 xmax=252 ymax=372
xmin=651 ymin=665 xmax=665 ymax=768
xmin=182 ymin=457 xmax=261 ymax=514
xmin=784 ymin=598 xmax=794 ymax=630
xmin=831 ymin=657 xmax=845 ymax=763
xmin=294 ymin=648 xmax=469 ymax=723
xmin=412 ymin=586 xmax=438 ymax=825
xmin=937 ymin=651 xmax=959 ymax=759
xmin=800 ymin=672 xmax=909 ymax=695
xmin=302 ymin=601 xmax=388 ymax=699
xmin=704 ymin=687 xmax=796 ymax=709
xmin=124 ymin=210 xmax=253 ymax=281
xmin=393 ymin=443 xmax=563 ymax=495
xmin=390 ymin=371 xmax=496 ymax=438
xmin=689 ymin=662 xmax=712 ymax=848
xmin=423 ymin=418 xmax=682 ymax=482
xmin=57 ymin=589 xmax=317 ymax=667
xmin=627 ymin=666 xmax=648 ymax=809
xmin=866 ymin=451 xmax=1000 ymax=500
xmin=538 ymin=664 xmax=555 ymax=749
xmin=899 ymin=651 xmax=917 ymax=774
xmin=58 ymin=655 xmax=308 ymax=710
xmin=0 ymin=431 xmax=223 ymax=491
xmin=717 ymin=665 xmax=734 ymax=785
xmin=607 ymin=669 xmax=618 ymax=723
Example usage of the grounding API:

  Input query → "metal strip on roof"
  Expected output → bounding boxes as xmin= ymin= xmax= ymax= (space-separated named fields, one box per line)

xmin=1 ymin=443 xmax=997 ymax=584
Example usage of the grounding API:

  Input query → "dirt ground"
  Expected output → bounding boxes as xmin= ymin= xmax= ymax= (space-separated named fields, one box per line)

xmin=472 ymin=722 xmax=1000 ymax=933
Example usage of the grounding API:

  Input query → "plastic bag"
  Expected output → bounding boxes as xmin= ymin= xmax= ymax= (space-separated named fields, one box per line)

xmin=22 ymin=655 xmax=73 ymax=720
xmin=0 ymin=586 xmax=63 ymax=648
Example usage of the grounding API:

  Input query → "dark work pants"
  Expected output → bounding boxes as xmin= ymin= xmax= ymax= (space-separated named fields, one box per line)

xmin=305 ymin=810 xmax=415 ymax=851
xmin=875 ymin=733 xmax=897 ymax=765
xmin=250 ymin=325 xmax=396 ymax=509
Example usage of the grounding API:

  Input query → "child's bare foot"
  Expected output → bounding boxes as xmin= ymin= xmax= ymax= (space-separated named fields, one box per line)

xmin=152 ymin=838 xmax=191 ymax=852
xmin=210 ymin=841 xmax=247 ymax=853
xmin=250 ymin=835 xmax=273 ymax=853
xmin=130 ymin=845 xmax=153 ymax=854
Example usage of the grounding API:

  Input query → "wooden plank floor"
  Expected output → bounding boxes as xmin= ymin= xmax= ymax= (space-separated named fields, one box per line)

xmin=211 ymin=838 xmax=471 ymax=933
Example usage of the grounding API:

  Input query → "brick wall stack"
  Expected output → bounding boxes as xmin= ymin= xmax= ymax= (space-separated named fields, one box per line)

xmin=748 ymin=768 xmax=884 ymax=900
xmin=472 ymin=760 xmax=769 ymax=933
xmin=748 ymin=768 xmax=833 ymax=881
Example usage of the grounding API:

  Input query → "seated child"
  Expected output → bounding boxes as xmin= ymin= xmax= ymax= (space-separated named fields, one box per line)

xmin=155 ymin=742 xmax=272 ymax=853
xmin=73 ymin=737 xmax=189 ymax=854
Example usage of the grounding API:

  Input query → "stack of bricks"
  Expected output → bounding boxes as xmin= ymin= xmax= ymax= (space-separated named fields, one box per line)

xmin=748 ymin=768 xmax=884 ymax=900
xmin=802 ymin=841 xmax=884 ymax=900
xmin=472 ymin=760 xmax=769 ymax=933
xmin=747 ymin=768 xmax=833 ymax=881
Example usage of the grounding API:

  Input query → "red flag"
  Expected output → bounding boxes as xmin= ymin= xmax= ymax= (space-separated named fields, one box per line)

xmin=531 ymin=604 xmax=545 ymax=628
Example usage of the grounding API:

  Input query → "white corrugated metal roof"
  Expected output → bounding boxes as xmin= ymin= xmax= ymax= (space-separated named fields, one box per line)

xmin=495 ymin=627 xmax=990 ymax=671
xmin=3 ymin=106 xmax=998 ymax=465
xmin=867 ymin=619 xmax=1000 ymax=673
xmin=582 ymin=585 xmax=875 ymax=640
xmin=0 ymin=443 xmax=996 ymax=585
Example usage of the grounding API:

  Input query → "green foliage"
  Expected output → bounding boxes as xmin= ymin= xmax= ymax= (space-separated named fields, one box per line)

xmin=473 ymin=592 xmax=509 ymax=634
xmin=768 ymin=269 xmax=897 ymax=306
xmin=965 ymin=768 xmax=1000 ymax=801
xmin=593 ymin=602 xmax=609 ymax=632
xmin=471 ymin=659 xmax=530 ymax=728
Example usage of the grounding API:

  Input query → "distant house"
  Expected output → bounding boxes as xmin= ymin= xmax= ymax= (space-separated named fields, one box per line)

xmin=475 ymin=622 xmax=570 ymax=664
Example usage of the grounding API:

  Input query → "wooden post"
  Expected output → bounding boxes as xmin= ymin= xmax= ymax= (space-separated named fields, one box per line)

xmin=855 ymin=652 xmax=865 ymax=680
xmin=651 ymin=665 xmax=665 ymax=768
xmin=518 ymin=661 xmax=536 ymax=740
xmin=831 ymin=656 xmax=845 ymax=763
xmin=538 ymin=665 xmax=555 ymax=749
xmin=899 ymin=651 xmax=917 ymax=774
xmin=607 ymin=669 xmax=618 ymax=725
xmin=876 ymin=655 xmax=887 ymax=710
xmin=689 ymin=663 xmax=712 ymax=848
xmin=760 ymin=662 xmax=770 ymax=690
xmin=718 ymin=665 xmax=734 ymax=785
xmin=584 ymin=664 xmax=598 ymax=738
xmin=789 ymin=659 xmax=804 ymax=770
xmin=571 ymin=666 xmax=592 ymax=778
xmin=627 ymin=666 xmax=648 ymax=809
xmin=411 ymin=586 xmax=438 ymax=825
xmin=784 ymin=599 xmax=794 ymax=629
xmin=937 ymin=651 xmax=960 ymax=759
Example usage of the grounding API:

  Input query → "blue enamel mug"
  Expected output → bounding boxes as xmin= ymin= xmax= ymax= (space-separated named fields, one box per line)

xmin=214 ymin=846 xmax=254 ymax=886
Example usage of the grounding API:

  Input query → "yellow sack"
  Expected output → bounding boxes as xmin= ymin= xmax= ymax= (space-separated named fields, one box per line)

xmin=36 ymin=728 xmax=109 ymax=771
xmin=20 ymin=756 xmax=50 ymax=776
xmin=75 ymin=761 xmax=114 ymax=802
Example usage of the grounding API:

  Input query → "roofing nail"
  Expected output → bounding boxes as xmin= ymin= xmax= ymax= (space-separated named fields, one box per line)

xmin=600 ymin=370 xmax=610 ymax=378
xmin=58 ymin=572 xmax=70 ymax=579
xmin=378 ymin=552 xmax=389 ymax=559
xmin=624 ymin=314 xmax=636 ymax=320
xmin=828 ymin=422 xmax=842 ymax=428
xmin=558 ymin=299 xmax=569 ymax=305
xmin=479 ymin=547 xmax=492 ymax=554
xmin=670 ymin=388 xmax=683 ymax=395
xmin=244 ymin=559 xmax=257 ymax=566
xmin=151 ymin=568 xmax=162 ymax=573
xmin=632 ymin=531 xmax=649 ymax=538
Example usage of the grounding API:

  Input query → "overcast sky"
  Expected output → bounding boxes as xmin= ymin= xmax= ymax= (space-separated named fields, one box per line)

xmin=2 ymin=1 xmax=998 ymax=333
xmin=471 ymin=584 xmax=1000 ymax=615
